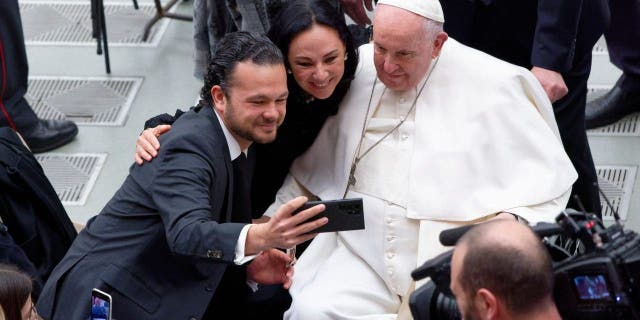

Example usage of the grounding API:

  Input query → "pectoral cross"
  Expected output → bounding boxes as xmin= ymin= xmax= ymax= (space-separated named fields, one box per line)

xmin=348 ymin=163 xmax=357 ymax=186
xmin=343 ymin=161 xmax=359 ymax=198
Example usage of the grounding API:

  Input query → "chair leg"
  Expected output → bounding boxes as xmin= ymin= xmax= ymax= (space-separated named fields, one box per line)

xmin=142 ymin=0 xmax=192 ymax=41
xmin=90 ymin=0 xmax=99 ymax=40
xmin=132 ymin=0 xmax=139 ymax=10
xmin=90 ymin=0 xmax=101 ymax=54
xmin=97 ymin=0 xmax=111 ymax=73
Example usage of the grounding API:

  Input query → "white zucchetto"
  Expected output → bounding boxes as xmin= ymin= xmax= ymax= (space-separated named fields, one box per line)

xmin=376 ymin=0 xmax=445 ymax=23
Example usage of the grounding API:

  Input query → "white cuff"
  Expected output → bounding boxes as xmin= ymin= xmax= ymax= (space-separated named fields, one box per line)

xmin=234 ymin=224 xmax=259 ymax=265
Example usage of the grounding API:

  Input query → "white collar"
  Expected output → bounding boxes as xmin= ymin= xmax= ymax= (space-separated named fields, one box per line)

xmin=214 ymin=108 xmax=249 ymax=160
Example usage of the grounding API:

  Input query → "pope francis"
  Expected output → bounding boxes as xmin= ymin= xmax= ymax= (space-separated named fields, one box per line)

xmin=266 ymin=0 xmax=578 ymax=318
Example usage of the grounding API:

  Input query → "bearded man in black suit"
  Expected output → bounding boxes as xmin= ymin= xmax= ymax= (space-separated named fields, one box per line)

xmin=37 ymin=31 xmax=328 ymax=320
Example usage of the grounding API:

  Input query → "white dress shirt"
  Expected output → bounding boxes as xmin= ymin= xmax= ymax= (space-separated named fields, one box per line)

xmin=213 ymin=109 xmax=257 ymax=265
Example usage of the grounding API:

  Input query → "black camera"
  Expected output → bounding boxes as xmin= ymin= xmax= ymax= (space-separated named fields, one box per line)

xmin=409 ymin=209 xmax=640 ymax=320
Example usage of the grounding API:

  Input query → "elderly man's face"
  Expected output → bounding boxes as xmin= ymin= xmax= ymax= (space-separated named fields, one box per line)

xmin=372 ymin=4 xmax=446 ymax=91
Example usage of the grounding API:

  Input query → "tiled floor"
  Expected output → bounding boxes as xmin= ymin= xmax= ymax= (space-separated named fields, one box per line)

xmin=588 ymin=49 xmax=639 ymax=230
xmin=21 ymin=1 xmax=171 ymax=45
xmin=21 ymin=0 xmax=639 ymax=232
xmin=22 ymin=0 xmax=201 ymax=223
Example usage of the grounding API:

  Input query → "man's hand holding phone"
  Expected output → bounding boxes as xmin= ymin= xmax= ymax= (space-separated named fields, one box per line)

xmin=245 ymin=196 xmax=328 ymax=255
xmin=292 ymin=198 xmax=364 ymax=233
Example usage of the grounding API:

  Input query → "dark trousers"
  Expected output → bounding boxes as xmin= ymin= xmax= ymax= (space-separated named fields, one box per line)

xmin=554 ymin=55 xmax=601 ymax=215
xmin=0 ymin=0 xmax=39 ymax=132
xmin=605 ymin=0 xmax=640 ymax=86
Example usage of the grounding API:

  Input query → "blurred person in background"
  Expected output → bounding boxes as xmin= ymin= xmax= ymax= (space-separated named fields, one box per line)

xmin=585 ymin=0 xmax=640 ymax=129
xmin=440 ymin=0 xmax=610 ymax=218
xmin=0 ymin=0 xmax=78 ymax=153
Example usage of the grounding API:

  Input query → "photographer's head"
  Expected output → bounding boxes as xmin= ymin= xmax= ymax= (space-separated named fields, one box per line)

xmin=450 ymin=220 xmax=560 ymax=320
xmin=200 ymin=31 xmax=288 ymax=149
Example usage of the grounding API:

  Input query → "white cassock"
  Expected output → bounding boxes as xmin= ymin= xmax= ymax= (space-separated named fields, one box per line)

xmin=265 ymin=39 xmax=578 ymax=319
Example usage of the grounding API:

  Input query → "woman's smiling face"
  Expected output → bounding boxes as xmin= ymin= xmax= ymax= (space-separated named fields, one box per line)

xmin=287 ymin=23 xmax=347 ymax=100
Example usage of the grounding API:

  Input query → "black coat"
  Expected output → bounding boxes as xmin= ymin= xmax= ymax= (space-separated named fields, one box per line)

xmin=37 ymin=106 xmax=250 ymax=320
xmin=0 ymin=128 xmax=77 ymax=298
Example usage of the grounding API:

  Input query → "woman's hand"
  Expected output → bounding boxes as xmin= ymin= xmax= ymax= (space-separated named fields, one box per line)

xmin=134 ymin=125 xmax=172 ymax=165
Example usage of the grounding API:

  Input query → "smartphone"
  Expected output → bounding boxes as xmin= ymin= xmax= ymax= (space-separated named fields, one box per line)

xmin=91 ymin=288 xmax=112 ymax=320
xmin=292 ymin=198 xmax=365 ymax=233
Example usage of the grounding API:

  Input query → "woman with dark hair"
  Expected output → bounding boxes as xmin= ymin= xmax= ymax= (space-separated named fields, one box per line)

xmin=251 ymin=0 xmax=359 ymax=214
xmin=137 ymin=0 xmax=360 ymax=217
xmin=0 ymin=264 xmax=38 ymax=320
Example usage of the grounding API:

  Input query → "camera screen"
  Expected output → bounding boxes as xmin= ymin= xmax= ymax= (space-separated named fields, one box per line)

xmin=91 ymin=295 xmax=110 ymax=320
xmin=572 ymin=274 xmax=611 ymax=301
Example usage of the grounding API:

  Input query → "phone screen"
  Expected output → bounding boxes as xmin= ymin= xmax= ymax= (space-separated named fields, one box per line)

xmin=91 ymin=290 xmax=112 ymax=320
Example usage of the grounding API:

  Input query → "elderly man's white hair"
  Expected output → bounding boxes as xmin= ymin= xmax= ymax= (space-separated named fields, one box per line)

xmin=376 ymin=0 xmax=445 ymax=23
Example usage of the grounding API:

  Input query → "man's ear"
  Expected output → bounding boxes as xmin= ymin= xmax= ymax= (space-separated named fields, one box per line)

xmin=431 ymin=31 xmax=448 ymax=59
xmin=475 ymin=288 xmax=499 ymax=320
xmin=211 ymin=85 xmax=226 ymax=114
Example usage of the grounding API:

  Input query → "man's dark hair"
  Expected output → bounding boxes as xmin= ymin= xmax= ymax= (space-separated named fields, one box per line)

xmin=457 ymin=222 xmax=554 ymax=314
xmin=199 ymin=31 xmax=284 ymax=106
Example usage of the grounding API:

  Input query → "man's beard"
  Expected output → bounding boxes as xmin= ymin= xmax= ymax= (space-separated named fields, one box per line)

xmin=226 ymin=101 xmax=279 ymax=144
xmin=228 ymin=120 xmax=278 ymax=144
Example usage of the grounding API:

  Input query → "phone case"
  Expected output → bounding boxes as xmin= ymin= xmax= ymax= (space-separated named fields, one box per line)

xmin=293 ymin=198 xmax=365 ymax=233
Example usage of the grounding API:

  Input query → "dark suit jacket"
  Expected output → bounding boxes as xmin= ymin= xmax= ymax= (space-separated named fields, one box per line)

xmin=441 ymin=0 xmax=609 ymax=76
xmin=37 ymin=106 xmax=249 ymax=320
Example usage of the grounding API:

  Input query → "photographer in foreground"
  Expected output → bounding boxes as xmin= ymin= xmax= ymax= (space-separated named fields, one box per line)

xmin=450 ymin=220 xmax=561 ymax=320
